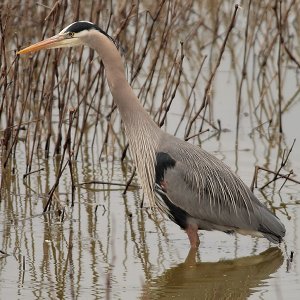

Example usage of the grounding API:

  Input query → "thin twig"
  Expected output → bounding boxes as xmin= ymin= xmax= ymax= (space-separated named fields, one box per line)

xmin=185 ymin=4 xmax=240 ymax=138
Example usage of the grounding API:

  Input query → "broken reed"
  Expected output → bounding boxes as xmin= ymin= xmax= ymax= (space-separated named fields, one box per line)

xmin=0 ymin=0 xmax=300 ymax=211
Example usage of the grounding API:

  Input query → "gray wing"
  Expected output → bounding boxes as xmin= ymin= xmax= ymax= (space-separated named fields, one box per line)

xmin=155 ymin=134 xmax=285 ymax=243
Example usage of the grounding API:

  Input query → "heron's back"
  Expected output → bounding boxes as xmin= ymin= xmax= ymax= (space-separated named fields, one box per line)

xmin=154 ymin=134 xmax=285 ymax=243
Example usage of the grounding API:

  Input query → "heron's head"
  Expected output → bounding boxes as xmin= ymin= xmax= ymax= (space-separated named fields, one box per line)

xmin=17 ymin=21 xmax=113 ymax=55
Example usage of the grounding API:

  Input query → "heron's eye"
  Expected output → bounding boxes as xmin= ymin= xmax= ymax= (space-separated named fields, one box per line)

xmin=67 ymin=32 xmax=74 ymax=38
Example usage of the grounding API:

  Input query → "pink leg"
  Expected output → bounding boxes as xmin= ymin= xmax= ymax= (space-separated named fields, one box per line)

xmin=186 ymin=224 xmax=200 ymax=248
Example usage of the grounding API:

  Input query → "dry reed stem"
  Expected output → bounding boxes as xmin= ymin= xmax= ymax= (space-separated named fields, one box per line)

xmin=185 ymin=4 xmax=240 ymax=138
xmin=250 ymin=140 xmax=299 ymax=191
xmin=0 ymin=0 xmax=299 ymax=216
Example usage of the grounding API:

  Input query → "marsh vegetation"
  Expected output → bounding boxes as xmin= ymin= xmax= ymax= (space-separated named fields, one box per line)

xmin=1 ymin=0 xmax=300 ymax=299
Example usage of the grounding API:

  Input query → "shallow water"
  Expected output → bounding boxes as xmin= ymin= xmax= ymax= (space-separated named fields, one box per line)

xmin=1 ymin=111 xmax=299 ymax=299
xmin=1 ymin=1 xmax=300 ymax=299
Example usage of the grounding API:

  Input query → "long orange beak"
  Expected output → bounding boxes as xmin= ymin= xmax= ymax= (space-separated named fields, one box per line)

xmin=17 ymin=34 xmax=70 ymax=55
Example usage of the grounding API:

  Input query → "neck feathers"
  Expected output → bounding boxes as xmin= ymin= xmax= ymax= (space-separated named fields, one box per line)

xmin=86 ymin=29 xmax=161 ymax=205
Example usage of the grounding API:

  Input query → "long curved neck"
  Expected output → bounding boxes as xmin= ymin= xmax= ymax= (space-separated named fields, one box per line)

xmin=84 ymin=30 xmax=161 ymax=206
xmin=84 ymin=31 xmax=158 ymax=130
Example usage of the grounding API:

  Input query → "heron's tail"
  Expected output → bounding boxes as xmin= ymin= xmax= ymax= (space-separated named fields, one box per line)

xmin=258 ymin=207 xmax=286 ymax=244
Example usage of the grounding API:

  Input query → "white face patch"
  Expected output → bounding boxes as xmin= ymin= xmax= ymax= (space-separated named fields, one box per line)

xmin=59 ymin=22 xmax=75 ymax=34
xmin=55 ymin=21 xmax=115 ymax=49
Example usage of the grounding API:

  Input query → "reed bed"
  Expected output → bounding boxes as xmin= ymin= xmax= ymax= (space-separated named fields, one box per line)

xmin=1 ymin=0 xmax=299 ymax=218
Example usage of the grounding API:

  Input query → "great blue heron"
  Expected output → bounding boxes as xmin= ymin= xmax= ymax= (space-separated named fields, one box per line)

xmin=18 ymin=21 xmax=285 ymax=248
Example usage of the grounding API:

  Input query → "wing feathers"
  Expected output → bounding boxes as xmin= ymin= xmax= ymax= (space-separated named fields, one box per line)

xmin=156 ymin=135 xmax=285 ymax=242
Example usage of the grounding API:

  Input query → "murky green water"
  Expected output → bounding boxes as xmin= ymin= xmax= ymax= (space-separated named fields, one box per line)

xmin=1 ymin=1 xmax=300 ymax=299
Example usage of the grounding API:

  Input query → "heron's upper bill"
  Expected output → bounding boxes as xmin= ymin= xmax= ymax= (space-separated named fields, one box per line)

xmin=17 ymin=34 xmax=81 ymax=55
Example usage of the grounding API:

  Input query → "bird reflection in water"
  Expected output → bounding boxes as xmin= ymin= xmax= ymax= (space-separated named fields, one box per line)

xmin=141 ymin=247 xmax=283 ymax=299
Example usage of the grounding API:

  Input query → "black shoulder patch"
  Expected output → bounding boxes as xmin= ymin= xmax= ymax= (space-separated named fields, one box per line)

xmin=155 ymin=152 xmax=176 ymax=184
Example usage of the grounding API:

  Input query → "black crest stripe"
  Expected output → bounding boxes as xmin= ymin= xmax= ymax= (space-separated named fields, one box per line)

xmin=65 ymin=22 xmax=115 ymax=44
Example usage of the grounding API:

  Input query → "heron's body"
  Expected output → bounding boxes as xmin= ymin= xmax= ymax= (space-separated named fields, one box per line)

xmin=18 ymin=21 xmax=285 ymax=248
